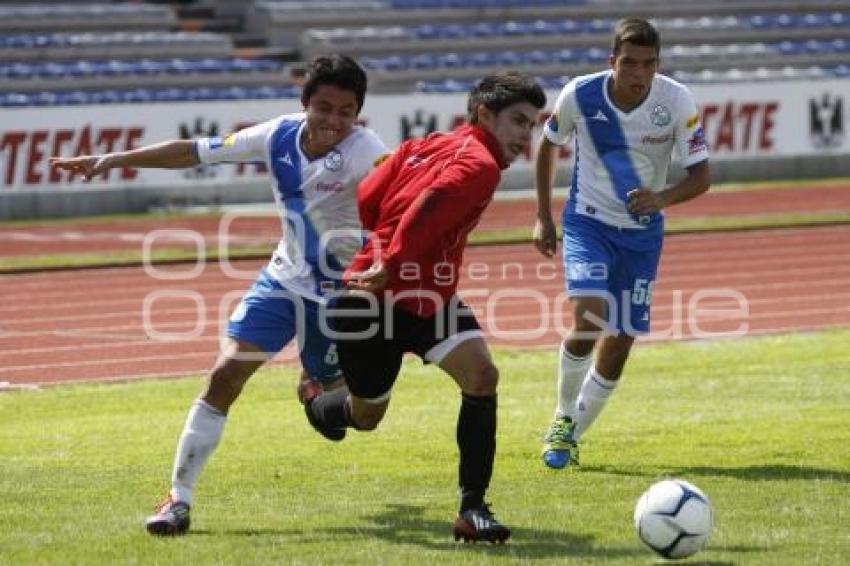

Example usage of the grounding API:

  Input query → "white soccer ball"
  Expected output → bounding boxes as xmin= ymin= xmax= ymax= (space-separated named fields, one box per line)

xmin=634 ymin=479 xmax=713 ymax=559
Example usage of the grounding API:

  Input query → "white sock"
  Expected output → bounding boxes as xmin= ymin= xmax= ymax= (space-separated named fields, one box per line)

xmin=571 ymin=368 xmax=618 ymax=442
xmin=555 ymin=343 xmax=592 ymax=420
xmin=169 ymin=400 xmax=226 ymax=505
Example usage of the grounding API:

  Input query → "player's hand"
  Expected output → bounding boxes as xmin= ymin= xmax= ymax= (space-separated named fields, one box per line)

xmin=627 ymin=188 xmax=665 ymax=215
xmin=48 ymin=154 xmax=114 ymax=182
xmin=533 ymin=217 xmax=558 ymax=258
xmin=347 ymin=262 xmax=389 ymax=294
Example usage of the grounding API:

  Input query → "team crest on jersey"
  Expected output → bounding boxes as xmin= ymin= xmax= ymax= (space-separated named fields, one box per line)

xmin=650 ymin=104 xmax=672 ymax=127
xmin=324 ymin=149 xmax=343 ymax=171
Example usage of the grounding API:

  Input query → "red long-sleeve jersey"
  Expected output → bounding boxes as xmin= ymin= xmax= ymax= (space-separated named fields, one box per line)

xmin=347 ymin=123 xmax=506 ymax=317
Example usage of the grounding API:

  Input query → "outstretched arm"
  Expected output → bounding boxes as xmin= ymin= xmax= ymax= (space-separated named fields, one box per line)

xmin=49 ymin=140 xmax=198 ymax=181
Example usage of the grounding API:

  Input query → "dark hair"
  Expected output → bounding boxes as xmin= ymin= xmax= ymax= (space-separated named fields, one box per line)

xmin=467 ymin=71 xmax=546 ymax=124
xmin=300 ymin=54 xmax=367 ymax=113
xmin=612 ymin=18 xmax=661 ymax=56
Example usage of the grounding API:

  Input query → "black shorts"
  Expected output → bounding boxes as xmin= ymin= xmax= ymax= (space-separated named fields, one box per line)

xmin=327 ymin=293 xmax=482 ymax=400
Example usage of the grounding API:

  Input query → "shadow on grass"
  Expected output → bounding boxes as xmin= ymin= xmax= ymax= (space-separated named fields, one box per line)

xmin=206 ymin=503 xmax=636 ymax=559
xmin=584 ymin=464 xmax=850 ymax=483
xmin=205 ymin=504 xmax=765 ymax=561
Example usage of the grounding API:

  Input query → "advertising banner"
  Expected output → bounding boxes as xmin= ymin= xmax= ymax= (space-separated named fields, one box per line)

xmin=1 ymin=78 xmax=847 ymax=191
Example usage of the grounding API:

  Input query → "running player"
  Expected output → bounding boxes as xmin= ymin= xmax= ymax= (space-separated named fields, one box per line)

xmin=304 ymin=72 xmax=546 ymax=543
xmin=50 ymin=54 xmax=389 ymax=535
xmin=534 ymin=18 xmax=710 ymax=469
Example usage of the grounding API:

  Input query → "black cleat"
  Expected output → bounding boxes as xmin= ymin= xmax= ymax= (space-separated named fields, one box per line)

xmin=453 ymin=503 xmax=511 ymax=544
xmin=146 ymin=496 xmax=190 ymax=536
xmin=304 ymin=398 xmax=347 ymax=441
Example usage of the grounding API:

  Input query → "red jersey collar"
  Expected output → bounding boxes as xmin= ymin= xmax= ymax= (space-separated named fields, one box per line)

xmin=455 ymin=123 xmax=508 ymax=169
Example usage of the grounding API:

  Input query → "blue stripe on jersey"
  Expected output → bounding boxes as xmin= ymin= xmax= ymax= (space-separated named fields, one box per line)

xmin=269 ymin=120 xmax=303 ymax=199
xmin=574 ymin=76 xmax=657 ymax=225
xmin=565 ymin=137 xmax=579 ymax=217
xmin=269 ymin=119 xmax=344 ymax=293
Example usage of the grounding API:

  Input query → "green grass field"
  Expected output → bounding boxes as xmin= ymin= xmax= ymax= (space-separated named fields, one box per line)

xmin=2 ymin=330 xmax=848 ymax=565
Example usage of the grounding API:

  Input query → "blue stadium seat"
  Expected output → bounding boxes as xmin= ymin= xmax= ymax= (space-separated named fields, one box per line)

xmin=153 ymin=88 xmax=188 ymax=102
xmin=495 ymin=51 xmax=522 ymax=66
xmin=121 ymin=89 xmax=155 ymax=103
xmin=56 ymin=91 xmax=91 ymax=105
xmin=777 ymin=41 xmax=803 ymax=55
xmin=411 ymin=25 xmax=440 ymax=40
xmin=831 ymin=64 xmax=850 ymax=77
xmin=468 ymin=22 xmax=499 ymax=38
xmin=467 ymin=52 xmax=497 ymax=67
xmin=554 ymin=20 xmax=583 ymax=34
xmin=528 ymin=20 xmax=559 ymax=36
xmin=584 ymin=47 xmax=608 ymax=62
xmin=498 ymin=21 xmax=530 ymax=36
xmin=803 ymin=39 xmax=829 ymax=54
xmin=437 ymin=52 xmax=463 ymax=68
xmin=827 ymin=12 xmax=848 ymax=27
xmin=585 ymin=19 xmax=614 ymax=34
xmin=437 ymin=24 xmax=468 ymax=39
xmin=523 ymin=50 xmax=551 ymax=66
xmin=748 ymin=15 xmax=771 ymax=29
xmin=773 ymin=14 xmax=795 ymax=28
xmin=88 ymin=90 xmax=123 ymax=104
xmin=797 ymin=13 xmax=828 ymax=28
xmin=552 ymin=48 xmax=577 ymax=64
xmin=382 ymin=55 xmax=407 ymax=71
xmin=409 ymin=53 xmax=438 ymax=69
xmin=829 ymin=38 xmax=850 ymax=53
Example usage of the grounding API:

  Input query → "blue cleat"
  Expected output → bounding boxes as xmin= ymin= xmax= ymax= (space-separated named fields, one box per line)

xmin=542 ymin=416 xmax=579 ymax=470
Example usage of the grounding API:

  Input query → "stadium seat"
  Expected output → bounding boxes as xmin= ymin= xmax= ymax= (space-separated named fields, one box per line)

xmin=468 ymin=22 xmax=499 ymax=38
xmin=409 ymin=53 xmax=438 ymax=69
xmin=437 ymin=52 xmax=463 ymax=68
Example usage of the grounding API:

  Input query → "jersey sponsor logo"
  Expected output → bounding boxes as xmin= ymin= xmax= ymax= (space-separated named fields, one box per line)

xmin=588 ymin=109 xmax=609 ymax=122
xmin=650 ymin=104 xmax=672 ymax=127
xmin=641 ymin=134 xmax=672 ymax=145
xmin=207 ymin=137 xmax=224 ymax=150
xmin=686 ymin=113 xmax=700 ymax=129
xmin=315 ymin=181 xmax=344 ymax=194
xmin=324 ymin=149 xmax=343 ymax=171
xmin=222 ymin=133 xmax=236 ymax=148
xmin=278 ymin=152 xmax=294 ymax=167
xmin=687 ymin=126 xmax=708 ymax=155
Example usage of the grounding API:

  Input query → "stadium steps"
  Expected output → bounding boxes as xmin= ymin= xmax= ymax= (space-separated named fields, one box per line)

xmin=300 ymin=16 xmax=850 ymax=58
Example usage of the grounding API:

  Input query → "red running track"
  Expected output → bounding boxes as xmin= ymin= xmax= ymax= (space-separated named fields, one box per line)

xmin=2 ymin=183 xmax=849 ymax=258
xmin=1 ymin=225 xmax=849 ymax=387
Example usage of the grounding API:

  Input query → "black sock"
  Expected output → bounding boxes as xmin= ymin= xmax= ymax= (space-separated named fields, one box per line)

xmin=308 ymin=387 xmax=352 ymax=429
xmin=457 ymin=393 xmax=497 ymax=513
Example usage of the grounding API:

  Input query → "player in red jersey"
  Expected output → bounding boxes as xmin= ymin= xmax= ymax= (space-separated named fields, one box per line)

xmin=305 ymin=72 xmax=546 ymax=543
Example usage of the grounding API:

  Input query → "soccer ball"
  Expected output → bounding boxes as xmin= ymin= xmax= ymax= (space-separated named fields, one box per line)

xmin=634 ymin=479 xmax=713 ymax=559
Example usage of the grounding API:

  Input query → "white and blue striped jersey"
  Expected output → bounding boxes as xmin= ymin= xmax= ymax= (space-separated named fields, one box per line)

xmin=544 ymin=70 xmax=709 ymax=229
xmin=196 ymin=113 xmax=388 ymax=301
